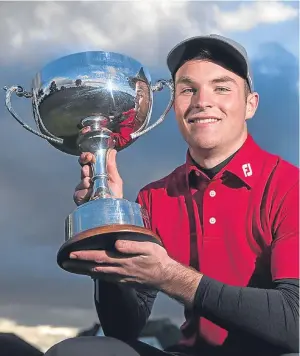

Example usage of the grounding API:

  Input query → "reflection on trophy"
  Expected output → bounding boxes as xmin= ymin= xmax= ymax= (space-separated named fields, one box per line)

xmin=4 ymin=51 xmax=174 ymax=275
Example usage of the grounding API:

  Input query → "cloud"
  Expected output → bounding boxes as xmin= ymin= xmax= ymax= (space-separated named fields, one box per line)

xmin=214 ymin=1 xmax=298 ymax=31
xmin=0 ymin=1 xmax=213 ymax=68
xmin=1 ymin=1 xmax=297 ymax=69
xmin=0 ymin=318 xmax=78 ymax=352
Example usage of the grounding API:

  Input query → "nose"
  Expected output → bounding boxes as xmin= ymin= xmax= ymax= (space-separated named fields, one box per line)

xmin=192 ymin=88 xmax=212 ymax=109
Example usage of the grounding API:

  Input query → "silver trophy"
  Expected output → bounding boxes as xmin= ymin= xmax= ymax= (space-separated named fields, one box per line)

xmin=4 ymin=51 xmax=174 ymax=275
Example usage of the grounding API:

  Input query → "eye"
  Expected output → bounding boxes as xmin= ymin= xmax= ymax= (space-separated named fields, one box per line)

xmin=215 ymin=86 xmax=231 ymax=93
xmin=180 ymin=87 xmax=196 ymax=95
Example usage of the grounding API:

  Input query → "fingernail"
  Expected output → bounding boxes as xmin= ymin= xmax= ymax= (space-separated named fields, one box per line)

xmin=70 ymin=253 xmax=78 ymax=259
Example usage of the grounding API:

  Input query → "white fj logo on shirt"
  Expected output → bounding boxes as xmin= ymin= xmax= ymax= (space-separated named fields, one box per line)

xmin=242 ymin=163 xmax=253 ymax=177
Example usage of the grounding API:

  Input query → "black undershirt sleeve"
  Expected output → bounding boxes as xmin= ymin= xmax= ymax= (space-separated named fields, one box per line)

xmin=94 ymin=280 xmax=157 ymax=341
xmin=193 ymin=277 xmax=299 ymax=353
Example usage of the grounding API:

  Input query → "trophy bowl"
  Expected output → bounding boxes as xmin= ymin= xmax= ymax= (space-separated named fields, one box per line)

xmin=4 ymin=51 xmax=174 ymax=276
xmin=32 ymin=51 xmax=155 ymax=155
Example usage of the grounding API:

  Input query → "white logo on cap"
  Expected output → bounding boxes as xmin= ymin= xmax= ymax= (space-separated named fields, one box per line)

xmin=242 ymin=163 xmax=252 ymax=177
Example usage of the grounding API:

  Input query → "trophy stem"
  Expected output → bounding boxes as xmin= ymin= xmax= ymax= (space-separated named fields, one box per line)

xmin=91 ymin=145 xmax=113 ymax=199
xmin=77 ymin=117 xmax=116 ymax=199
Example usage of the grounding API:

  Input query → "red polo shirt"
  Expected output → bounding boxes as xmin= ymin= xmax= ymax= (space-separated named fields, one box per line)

xmin=112 ymin=109 xmax=136 ymax=149
xmin=137 ymin=134 xmax=299 ymax=347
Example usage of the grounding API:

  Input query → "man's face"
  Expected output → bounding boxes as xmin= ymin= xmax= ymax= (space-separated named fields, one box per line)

xmin=173 ymin=60 xmax=258 ymax=152
xmin=135 ymin=80 xmax=150 ymax=119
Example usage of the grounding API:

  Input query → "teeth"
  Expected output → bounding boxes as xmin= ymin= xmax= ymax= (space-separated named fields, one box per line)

xmin=191 ymin=118 xmax=219 ymax=123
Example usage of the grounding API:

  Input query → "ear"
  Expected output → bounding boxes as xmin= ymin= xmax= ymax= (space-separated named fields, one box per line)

xmin=245 ymin=92 xmax=259 ymax=120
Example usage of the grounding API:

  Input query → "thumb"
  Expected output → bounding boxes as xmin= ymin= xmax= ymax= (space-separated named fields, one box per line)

xmin=107 ymin=149 xmax=121 ymax=182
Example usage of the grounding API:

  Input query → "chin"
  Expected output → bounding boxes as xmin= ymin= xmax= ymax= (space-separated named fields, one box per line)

xmin=188 ymin=137 xmax=220 ymax=151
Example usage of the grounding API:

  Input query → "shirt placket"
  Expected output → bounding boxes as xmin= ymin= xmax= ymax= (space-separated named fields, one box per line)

xmin=189 ymin=172 xmax=208 ymax=267
xmin=202 ymin=178 xmax=221 ymax=239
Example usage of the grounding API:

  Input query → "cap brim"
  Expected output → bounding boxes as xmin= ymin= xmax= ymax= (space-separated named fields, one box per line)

xmin=127 ymin=66 xmax=149 ymax=90
xmin=167 ymin=36 xmax=248 ymax=83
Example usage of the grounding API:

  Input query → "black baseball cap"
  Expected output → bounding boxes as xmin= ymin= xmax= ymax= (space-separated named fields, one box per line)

xmin=167 ymin=34 xmax=254 ymax=92
xmin=128 ymin=67 xmax=148 ymax=90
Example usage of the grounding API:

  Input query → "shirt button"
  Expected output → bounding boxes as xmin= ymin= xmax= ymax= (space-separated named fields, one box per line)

xmin=209 ymin=217 xmax=216 ymax=224
xmin=209 ymin=190 xmax=216 ymax=197
xmin=195 ymin=171 xmax=200 ymax=176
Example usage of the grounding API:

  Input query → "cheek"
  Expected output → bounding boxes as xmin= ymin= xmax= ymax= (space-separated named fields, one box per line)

xmin=218 ymin=96 xmax=244 ymax=118
xmin=174 ymin=102 xmax=185 ymax=128
xmin=173 ymin=97 xmax=189 ymax=117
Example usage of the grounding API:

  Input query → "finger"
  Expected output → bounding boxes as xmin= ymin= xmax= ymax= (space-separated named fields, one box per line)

xmin=73 ymin=177 xmax=93 ymax=204
xmin=81 ymin=164 xmax=93 ymax=179
xmin=69 ymin=249 xmax=128 ymax=263
xmin=91 ymin=268 xmax=139 ymax=286
xmin=73 ymin=188 xmax=92 ymax=205
xmin=75 ymin=177 xmax=92 ymax=190
xmin=107 ymin=149 xmax=121 ymax=182
xmin=92 ymin=266 xmax=122 ymax=274
xmin=115 ymin=240 xmax=154 ymax=255
xmin=79 ymin=152 xmax=96 ymax=166
xmin=70 ymin=250 xmax=103 ymax=261
xmin=90 ymin=268 xmax=137 ymax=284
xmin=62 ymin=260 xmax=99 ymax=276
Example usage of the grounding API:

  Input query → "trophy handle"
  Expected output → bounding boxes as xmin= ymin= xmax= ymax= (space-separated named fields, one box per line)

xmin=130 ymin=79 xmax=174 ymax=139
xmin=3 ymin=86 xmax=63 ymax=144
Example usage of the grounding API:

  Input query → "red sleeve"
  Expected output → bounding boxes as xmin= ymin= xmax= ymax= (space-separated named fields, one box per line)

xmin=271 ymin=181 xmax=299 ymax=280
xmin=135 ymin=189 xmax=152 ymax=231
xmin=112 ymin=111 xmax=136 ymax=148
xmin=135 ymin=189 xmax=148 ymax=208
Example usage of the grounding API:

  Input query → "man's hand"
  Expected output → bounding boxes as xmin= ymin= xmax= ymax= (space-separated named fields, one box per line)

xmin=69 ymin=240 xmax=176 ymax=289
xmin=70 ymin=240 xmax=203 ymax=307
xmin=73 ymin=127 xmax=123 ymax=206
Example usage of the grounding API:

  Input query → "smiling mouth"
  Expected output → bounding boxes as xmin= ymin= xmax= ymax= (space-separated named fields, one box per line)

xmin=187 ymin=117 xmax=221 ymax=124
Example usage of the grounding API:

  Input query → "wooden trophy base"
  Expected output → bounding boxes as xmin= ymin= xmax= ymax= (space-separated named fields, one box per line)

xmin=57 ymin=224 xmax=162 ymax=275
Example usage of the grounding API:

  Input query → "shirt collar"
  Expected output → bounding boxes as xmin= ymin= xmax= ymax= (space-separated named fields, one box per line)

xmin=185 ymin=134 xmax=263 ymax=189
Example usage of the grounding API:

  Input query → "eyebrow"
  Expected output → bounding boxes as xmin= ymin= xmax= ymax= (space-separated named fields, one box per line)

xmin=175 ymin=75 xmax=238 ymax=86
xmin=211 ymin=76 xmax=238 ymax=86
xmin=175 ymin=76 xmax=195 ymax=86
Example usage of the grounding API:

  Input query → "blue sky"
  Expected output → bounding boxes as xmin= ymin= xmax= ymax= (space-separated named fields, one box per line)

xmin=0 ymin=0 xmax=298 ymax=349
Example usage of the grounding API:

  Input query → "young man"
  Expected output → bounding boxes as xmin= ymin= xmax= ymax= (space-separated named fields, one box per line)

xmin=45 ymin=35 xmax=299 ymax=356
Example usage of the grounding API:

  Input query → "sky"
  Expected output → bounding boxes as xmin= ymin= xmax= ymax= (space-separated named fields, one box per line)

xmin=0 ymin=0 xmax=299 ymax=352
